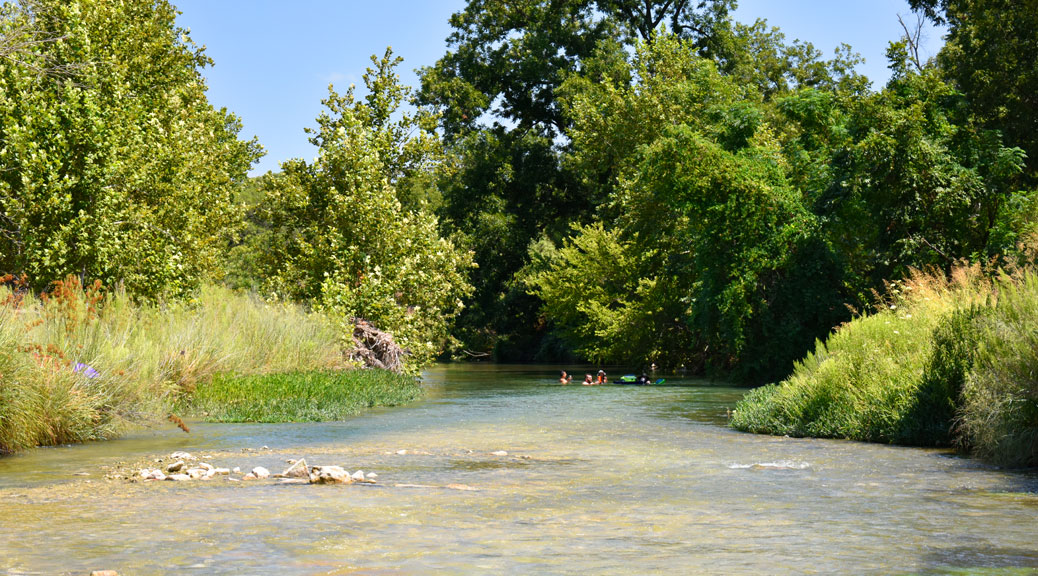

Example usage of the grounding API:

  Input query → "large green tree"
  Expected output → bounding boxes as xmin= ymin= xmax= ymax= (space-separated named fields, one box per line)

xmin=421 ymin=0 xmax=864 ymax=360
xmin=529 ymin=35 xmax=847 ymax=381
xmin=0 ymin=0 xmax=261 ymax=298
xmin=909 ymin=0 xmax=1038 ymax=185
xmin=257 ymin=50 xmax=473 ymax=367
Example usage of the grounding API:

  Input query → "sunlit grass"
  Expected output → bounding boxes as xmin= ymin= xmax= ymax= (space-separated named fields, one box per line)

xmin=175 ymin=370 xmax=422 ymax=423
xmin=732 ymin=266 xmax=1038 ymax=467
xmin=0 ymin=279 xmax=350 ymax=453
xmin=730 ymin=266 xmax=991 ymax=445
xmin=958 ymin=272 xmax=1038 ymax=467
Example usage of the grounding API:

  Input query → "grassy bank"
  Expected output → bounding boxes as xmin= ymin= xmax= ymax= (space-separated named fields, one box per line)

xmin=0 ymin=278 xmax=417 ymax=454
xmin=175 ymin=370 xmax=421 ymax=423
xmin=730 ymin=267 xmax=1038 ymax=468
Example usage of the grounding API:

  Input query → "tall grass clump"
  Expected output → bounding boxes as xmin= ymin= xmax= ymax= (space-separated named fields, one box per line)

xmin=0 ymin=277 xmax=351 ymax=453
xmin=175 ymin=370 xmax=421 ymax=423
xmin=731 ymin=266 xmax=991 ymax=445
xmin=957 ymin=272 xmax=1038 ymax=467
xmin=0 ymin=277 xmax=146 ymax=453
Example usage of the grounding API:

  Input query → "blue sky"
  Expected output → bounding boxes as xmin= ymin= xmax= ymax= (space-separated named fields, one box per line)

xmin=173 ymin=1 xmax=945 ymax=175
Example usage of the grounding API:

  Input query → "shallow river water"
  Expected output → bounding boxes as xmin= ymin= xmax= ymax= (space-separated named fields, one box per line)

xmin=1 ymin=364 xmax=1036 ymax=575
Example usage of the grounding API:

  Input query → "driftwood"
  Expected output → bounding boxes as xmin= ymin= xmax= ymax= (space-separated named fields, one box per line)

xmin=350 ymin=318 xmax=406 ymax=372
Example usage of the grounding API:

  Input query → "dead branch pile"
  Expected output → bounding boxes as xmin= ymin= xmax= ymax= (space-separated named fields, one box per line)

xmin=349 ymin=318 xmax=406 ymax=372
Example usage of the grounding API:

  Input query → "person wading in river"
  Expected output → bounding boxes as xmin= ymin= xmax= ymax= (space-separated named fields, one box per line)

xmin=559 ymin=370 xmax=572 ymax=384
xmin=596 ymin=370 xmax=608 ymax=385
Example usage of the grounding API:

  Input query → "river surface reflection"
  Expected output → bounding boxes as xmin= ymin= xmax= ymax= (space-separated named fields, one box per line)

xmin=1 ymin=364 xmax=1036 ymax=575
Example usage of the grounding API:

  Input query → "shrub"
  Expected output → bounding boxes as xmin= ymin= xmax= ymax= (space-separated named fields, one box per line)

xmin=957 ymin=272 xmax=1038 ymax=467
xmin=730 ymin=266 xmax=990 ymax=444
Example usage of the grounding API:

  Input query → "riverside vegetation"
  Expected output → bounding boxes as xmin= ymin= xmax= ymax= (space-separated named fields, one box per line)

xmin=730 ymin=264 xmax=1038 ymax=468
xmin=0 ymin=276 xmax=417 ymax=454
xmin=2 ymin=0 xmax=1038 ymax=467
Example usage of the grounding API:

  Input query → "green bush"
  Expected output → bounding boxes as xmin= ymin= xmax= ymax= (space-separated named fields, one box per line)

xmin=730 ymin=267 xmax=988 ymax=444
xmin=732 ymin=267 xmax=1038 ymax=467
xmin=958 ymin=273 xmax=1038 ymax=467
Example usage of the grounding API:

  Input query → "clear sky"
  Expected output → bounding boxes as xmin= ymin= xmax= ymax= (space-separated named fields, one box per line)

xmin=173 ymin=1 xmax=945 ymax=176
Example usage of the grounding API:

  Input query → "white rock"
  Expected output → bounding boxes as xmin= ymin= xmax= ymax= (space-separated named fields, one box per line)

xmin=491 ymin=450 xmax=508 ymax=456
xmin=214 ymin=468 xmax=231 ymax=475
xmin=170 ymin=451 xmax=194 ymax=461
xmin=351 ymin=470 xmax=366 ymax=481
xmin=198 ymin=462 xmax=214 ymax=471
xmin=242 ymin=473 xmax=256 ymax=480
xmin=166 ymin=460 xmax=185 ymax=473
xmin=187 ymin=468 xmax=204 ymax=479
xmin=149 ymin=472 xmax=167 ymax=481
xmin=166 ymin=474 xmax=191 ymax=481
xmin=139 ymin=469 xmax=152 ymax=479
xmin=366 ymin=472 xmax=378 ymax=479
xmin=396 ymin=449 xmax=407 ymax=455
xmin=251 ymin=466 xmax=270 ymax=479
xmin=281 ymin=459 xmax=309 ymax=479
xmin=232 ymin=467 xmax=241 ymax=474
xmin=309 ymin=465 xmax=351 ymax=485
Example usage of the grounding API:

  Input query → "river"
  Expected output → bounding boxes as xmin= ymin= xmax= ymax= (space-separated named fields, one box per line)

xmin=1 ymin=364 xmax=1036 ymax=575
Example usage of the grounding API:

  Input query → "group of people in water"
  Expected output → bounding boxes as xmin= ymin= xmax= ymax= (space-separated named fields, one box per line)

xmin=559 ymin=368 xmax=658 ymax=386
xmin=559 ymin=370 xmax=607 ymax=385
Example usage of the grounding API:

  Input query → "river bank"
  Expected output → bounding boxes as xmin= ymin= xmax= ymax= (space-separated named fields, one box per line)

xmin=0 ymin=278 xmax=413 ymax=454
xmin=731 ymin=266 xmax=1038 ymax=468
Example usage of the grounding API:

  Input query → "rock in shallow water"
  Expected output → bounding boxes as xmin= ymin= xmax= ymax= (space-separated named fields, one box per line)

xmin=309 ymin=466 xmax=352 ymax=484
xmin=251 ymin=467 xmax=271 ymax=479
xmin=166 ymin=460 xmax=185 ymax=473
xmin=281 ymin=459 xmax=309 ymax=478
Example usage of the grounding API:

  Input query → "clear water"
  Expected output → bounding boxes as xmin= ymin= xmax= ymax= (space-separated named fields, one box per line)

xmin=1 ymin=364 xmax=1036 ymax=575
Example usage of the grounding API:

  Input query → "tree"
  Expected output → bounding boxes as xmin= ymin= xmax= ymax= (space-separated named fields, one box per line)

xmin=258 ymin=50 xmax=473 ymax=367
xmin=802 ymin=52 xmax=1024 ymax=295
xmin=910 ymin=0 xmax=1038 ymax=185
xmin=532 ymin=34 xmax=847 ymax=381
xmin=0 ymin=0 xmax=261 ymax=298
xmin=419 ymin=0 xmax=744 ymax=359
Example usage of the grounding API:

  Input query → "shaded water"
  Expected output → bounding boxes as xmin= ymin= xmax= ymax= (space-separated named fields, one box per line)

xmin=1 ymin=364 xmax=1036 ymax=575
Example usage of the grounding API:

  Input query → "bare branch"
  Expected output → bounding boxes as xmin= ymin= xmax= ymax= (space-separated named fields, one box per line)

xmin=897 ymin=12 xmax=926 ymax=72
